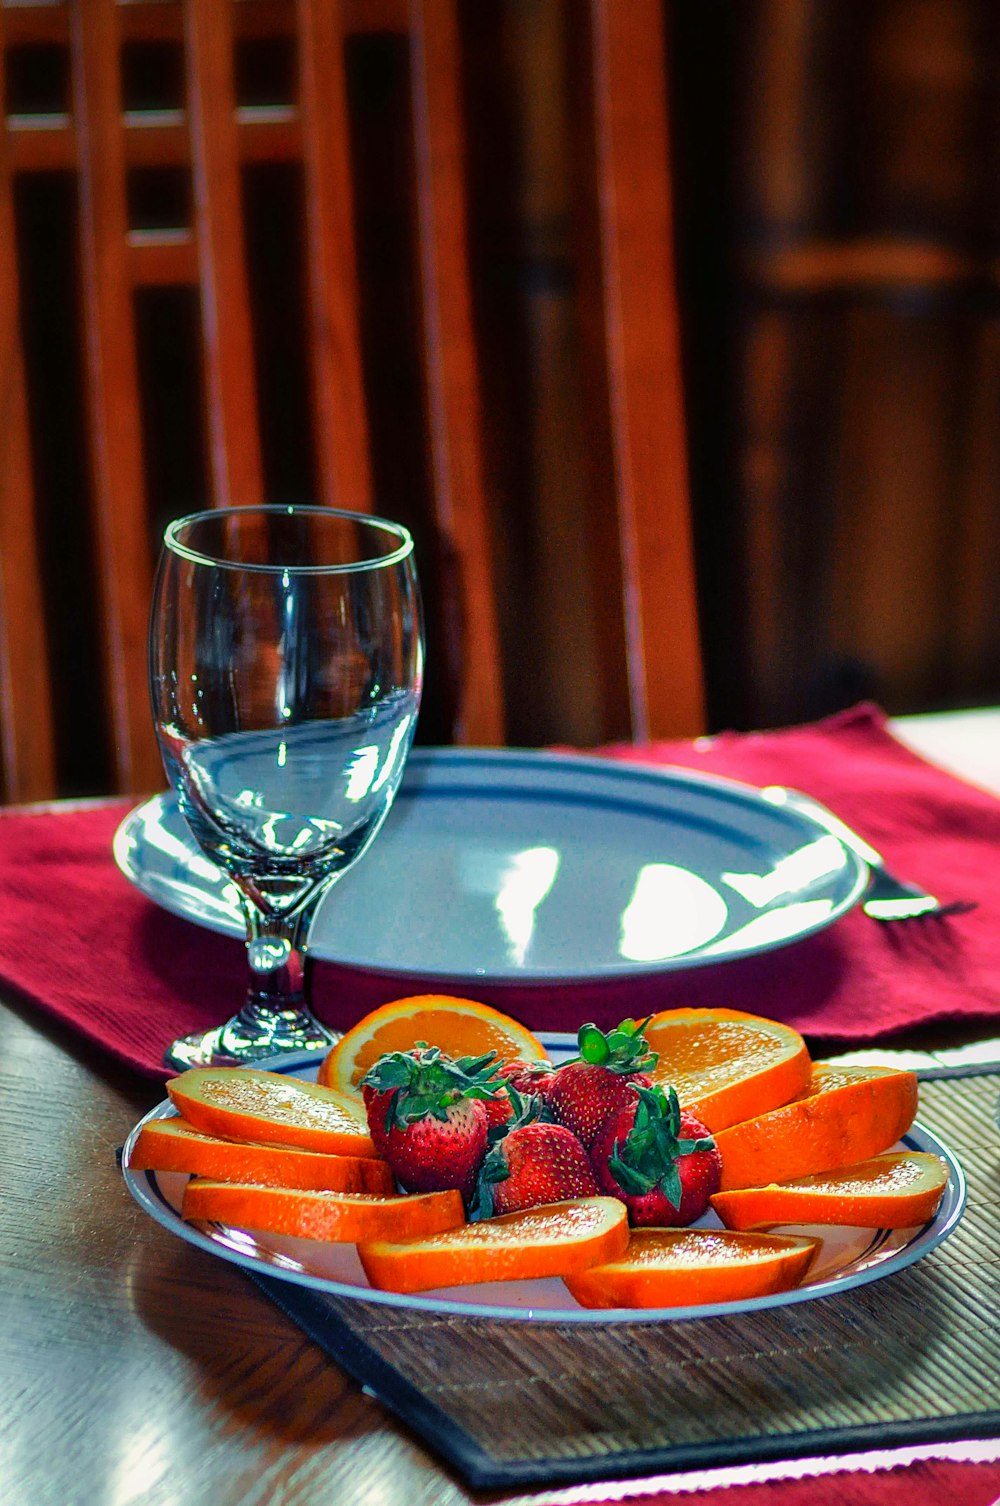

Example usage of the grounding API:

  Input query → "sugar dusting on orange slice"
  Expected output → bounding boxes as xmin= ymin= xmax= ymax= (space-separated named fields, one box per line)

xmin=644 ymin=1007 xmax=812 ymax=1131
xmin=713 ymin=1063 xmax=919 ymax=1191
xmin=130 ymin=1114 xmax=394 ymax=1193
xmin=181 ymin=1179 xmax=463 ymax=1242
xmin=358 ymin=1197 xmax=629 ymax=1294
xmin=710 ymin=1151 xmax=948 ymax=1230
xmin=565 ymin=1227 xmax=818 ymax=1309
xmin=317 ymin=994 xmax=548 ymax=1098
xmin=167 ymin=1068 xmax=376 ymax=1157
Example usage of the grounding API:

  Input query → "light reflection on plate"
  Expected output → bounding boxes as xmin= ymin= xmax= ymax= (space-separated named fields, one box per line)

xmin=619 ymin=864 xmax=728 ymax=959
xmin=114 ymin=748 xmax=870 ymax=983
xmin=121 ymin=1046 xmax=967 ymax=1325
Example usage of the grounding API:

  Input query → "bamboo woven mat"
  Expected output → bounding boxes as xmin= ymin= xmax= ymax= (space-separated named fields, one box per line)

xmin=254 ymin=1070 xmax=1000 ymax=1491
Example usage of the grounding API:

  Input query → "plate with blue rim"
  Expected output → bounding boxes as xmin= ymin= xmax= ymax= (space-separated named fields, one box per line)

xmin=114 ymin=747 xmax=869 ymax=984
xmin=120 ymin=1041 xmax=967 ymax=1325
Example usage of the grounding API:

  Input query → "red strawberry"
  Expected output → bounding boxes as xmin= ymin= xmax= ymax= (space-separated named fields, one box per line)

xmin=483 ymin=1060 xmax=558 ymax=1134
xmin=589 ymin=1083 xmax=721 ymax=1227
xmin=360 ymin=1044 xmax=503 ymax=1201
xmin=483 ymin=1078 xmax=519 ymax=1133
xmin=546 ymin=1019 xmax=657 ymax=1149
xmin=474 ymin=1120 xmax=598 ymax=1217
xmin=496 ymin=1058 xmax=557 ymax=1101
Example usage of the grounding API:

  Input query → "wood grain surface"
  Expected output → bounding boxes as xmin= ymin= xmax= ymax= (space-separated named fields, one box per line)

xmin=0 ymin=996 xmax=490 ymax=1506
xmin=3 ymin=715 xmax=998 ymax=1503
xmin=3 ymin=987 xmax=999 ymax=1504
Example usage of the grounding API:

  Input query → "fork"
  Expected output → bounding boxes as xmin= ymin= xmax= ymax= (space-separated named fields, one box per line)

xmin=761 ymin=786 xmax=976 ymax=923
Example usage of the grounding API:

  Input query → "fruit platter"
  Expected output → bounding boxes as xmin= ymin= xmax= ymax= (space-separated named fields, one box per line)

xmin=122 ymin=998 xmax=966 ymax=1323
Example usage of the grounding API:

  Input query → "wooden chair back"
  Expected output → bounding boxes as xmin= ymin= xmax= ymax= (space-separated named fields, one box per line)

xmin=0 ymin=0 xmax=703 ymax=803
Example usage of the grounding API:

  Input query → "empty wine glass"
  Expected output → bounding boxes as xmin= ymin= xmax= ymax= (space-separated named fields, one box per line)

xmin=149 ymin=505 xmax=423 ymax=1071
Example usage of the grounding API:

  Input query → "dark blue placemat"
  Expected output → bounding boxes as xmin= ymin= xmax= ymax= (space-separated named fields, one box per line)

xmin=245 ymin=1072 xmax=1000 ymax=1493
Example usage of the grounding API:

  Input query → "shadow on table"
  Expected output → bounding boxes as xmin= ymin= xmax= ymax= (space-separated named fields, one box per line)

xmin=124 ymin=1235 xmax=376 ymax=1449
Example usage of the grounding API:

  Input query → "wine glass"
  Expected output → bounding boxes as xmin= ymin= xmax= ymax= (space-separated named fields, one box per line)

xmin=149 ymin=505 xmax=423 ymax=1071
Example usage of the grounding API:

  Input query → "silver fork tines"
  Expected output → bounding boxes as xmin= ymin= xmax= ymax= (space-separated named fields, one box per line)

xmin=862 ymin=878 xmax=976 ymax=922
xmin=760 ymin=785 xmax=976 ymax=924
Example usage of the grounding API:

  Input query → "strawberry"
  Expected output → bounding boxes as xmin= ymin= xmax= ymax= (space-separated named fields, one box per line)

xmin=483 ymin=1083 xmax=518 ymax=1134
xmin=589 ymin=1083 xmax=721 ymax=1227
xmin=496 ymin=1058 xmax=557 ymax=1101
xmin=473 ymin=1114 xmax=598 ymax=1217
xmin=360 ymin=1044 xmax=503 ymax=1201
xmin=483 ymin=1060 xmax=558 ymax=1134
xmin=546 ymin=1018 xmax=657 ymax=1149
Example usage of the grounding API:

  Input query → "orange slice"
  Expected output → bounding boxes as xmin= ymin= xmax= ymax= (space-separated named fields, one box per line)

xmin=713 ymin=1063 xmax=919 ymax=1191
xmin=181 ymin=1179 xmax=464 ymax=1242
xmin=130 ymin=1114 xmax=394 ymax=1193
xmin=644 ymin=1007 xmax=812 ymax=1131
xmin=710 ymin=1151 xmax=949 ymax=1230
xmin=358 ymin=1197 xmax=629 ymax=1294
xmin=167 ymin=1067 xmax=376 ymax=1157
xmin=317 ymin=994 xmax=548 ymax=1098
xmin=565 ymin=1228 xmax=818 ymax=1309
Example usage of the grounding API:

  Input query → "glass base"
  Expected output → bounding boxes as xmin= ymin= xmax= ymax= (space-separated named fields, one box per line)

xmin=163 ymin=1010 xmax=339 ymax=1071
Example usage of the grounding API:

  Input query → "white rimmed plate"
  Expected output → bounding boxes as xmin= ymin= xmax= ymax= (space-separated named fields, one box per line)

xmin=121 ymin=1043 xmax=967 ymax=1324
xmin=114 ymin=748 xmax=868 ymax=984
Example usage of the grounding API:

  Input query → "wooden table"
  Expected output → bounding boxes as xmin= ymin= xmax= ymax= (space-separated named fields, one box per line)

xmin=2 ymin=711 xmax=998 ymax=1506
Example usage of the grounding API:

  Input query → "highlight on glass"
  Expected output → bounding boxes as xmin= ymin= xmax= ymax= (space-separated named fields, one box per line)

xmin=148 ymin=504 xmax=423 ymax=1070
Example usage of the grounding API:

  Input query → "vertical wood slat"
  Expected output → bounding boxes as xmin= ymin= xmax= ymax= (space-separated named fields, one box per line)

xmin=70 ymin=0 xmax=163 ymax=793
xmin=586 ymin=0 xmax=705 ymax=741
xmin=409 ymin=0 xmax=505 ymax=746
xmin=184 ymin=0 xmax=265 ymax=507
xmin=297 ymin=0 xmax=372 ymax=514
xmin=0 ymin=11 xmax=57 ymax=802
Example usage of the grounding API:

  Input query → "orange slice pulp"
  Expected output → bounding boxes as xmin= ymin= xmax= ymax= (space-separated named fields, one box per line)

xmin=564 ymin=1228 xmax=818 ymax=1309
xmin=181 ymin=1180 xmax=463 ymax=1242
xmin=167 ymin=1067 xmax=376 ymax=1157
xmin=713 ymin=1063 xmax=919 ymax=1190
xmin=644 ymin=1007 xmax=812 ymax=1131
xmin=317 ymin=994 xmax=548 ymax=1098
xmin=358 ymin=1197 xmax=629 ymax=1294
xmin=130 ymin=1114 xmax=394 ymax=1193
xmin=710 ymin=1151 xmax=948 ymax=1230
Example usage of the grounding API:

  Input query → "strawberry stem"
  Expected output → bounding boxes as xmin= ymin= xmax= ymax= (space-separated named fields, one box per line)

xmin=361 ymin=1044 xmax=505 ymax=1127
xmin=606 ymin=1084 xmax=714 ymax=1207
xmin=469 ymin=1138 xmax=513 ymax=1220
xmin=569 ymin=1018 xmax=658 ymax=1074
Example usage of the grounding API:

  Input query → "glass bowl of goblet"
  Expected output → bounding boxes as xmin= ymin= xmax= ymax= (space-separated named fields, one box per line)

xmin=148 ymin=504 xmax=422 ymax=1071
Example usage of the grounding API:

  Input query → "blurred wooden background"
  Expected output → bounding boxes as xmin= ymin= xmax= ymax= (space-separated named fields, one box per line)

xmin=5 ymin=0 xmax=1000 ymax=797
xmin=674 ymin=0 xmax=1000 ymax=733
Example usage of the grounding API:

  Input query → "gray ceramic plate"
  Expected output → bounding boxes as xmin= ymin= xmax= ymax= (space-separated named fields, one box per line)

xmin=114 ymin=748 xmax=868 ymax=984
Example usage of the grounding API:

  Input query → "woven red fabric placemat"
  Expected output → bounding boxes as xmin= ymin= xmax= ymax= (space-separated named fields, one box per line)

xmin=1 ymin=704 xmax=995 ymax=1078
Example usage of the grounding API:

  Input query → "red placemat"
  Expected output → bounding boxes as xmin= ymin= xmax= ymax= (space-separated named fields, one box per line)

xmin=0 ymin=703 xmax=997 ymax=1080
xmin=646 ymin=1454 xmax=1000 ymax=1505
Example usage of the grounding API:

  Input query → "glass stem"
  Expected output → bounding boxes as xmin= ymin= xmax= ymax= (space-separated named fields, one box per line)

xmin=230 ymin=882 xmax=336 ymax=1052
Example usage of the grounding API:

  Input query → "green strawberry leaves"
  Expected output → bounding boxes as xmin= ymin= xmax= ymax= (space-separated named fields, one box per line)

xmin=470 ymin=1139 xmax=511 ymax=1220
xmin=364 ymin=1055 xmax=413 ymax=1091
xmin=571 ymin=1017 xmax=658 ymax=1075
xmin=607 ymin=1084 xmax=715 ymax=1208
xmin=472 ymin=1088 xmax=554 ymax=1216
xmin=361 ymin=1042 xmax=505 ymax=1129
xmin=485 ymin=1080 xmax=544 ymax=1145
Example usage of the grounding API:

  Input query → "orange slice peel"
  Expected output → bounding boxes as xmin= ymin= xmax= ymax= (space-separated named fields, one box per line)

xmin=713 ymin=1063 xmax=919 ymax=1190
xmin=710 ymin=1151 xmax=948 ymax=1230
xmin=130 ymin=1114 xmax=394 ymax=1193
xmin=644 ymin=1007 xmax=812 ymax=1131
xmin=167 ymin=1067 xmax=376 ymax=1157
xmin=358 ymin=1196 xmax=629 ymax=1294
xmin=181 ymin=1179 xmax=463 ymax=1243
xmin=564 ymin=1227 xmax=819 ymax=1309
xmin=317 ymin=994 xmax=548 ymax=1098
